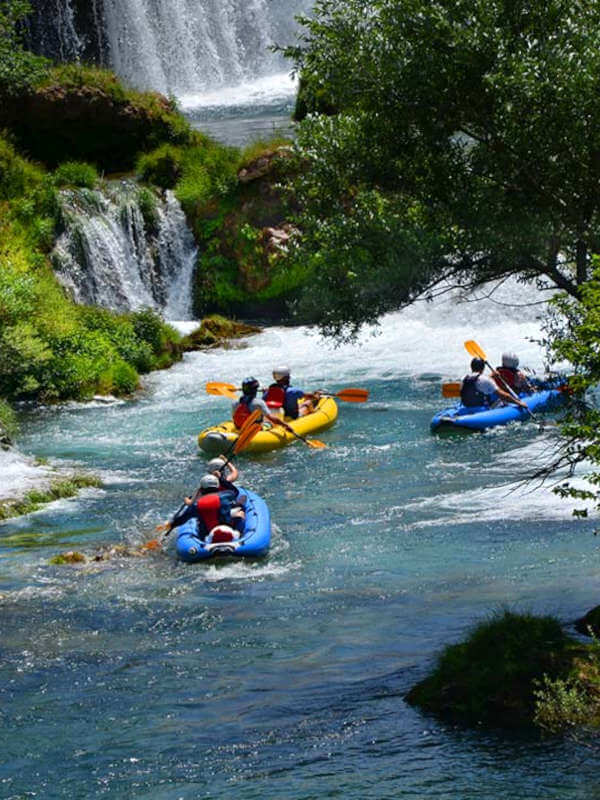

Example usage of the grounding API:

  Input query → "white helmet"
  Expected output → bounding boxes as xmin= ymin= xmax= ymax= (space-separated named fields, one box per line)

xmin=207 ymin=456 xmax=226 ymax=472
xmin=501 ymin=352 xmax=519 ymax=369
xmin=273 ymin=366 xmax=290 ymax=381
xmin=199 ymin=473 xmax=219 ymax=491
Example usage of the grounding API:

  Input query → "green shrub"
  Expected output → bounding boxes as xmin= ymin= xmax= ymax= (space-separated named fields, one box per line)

xmin=136 ymin=144 xmax=183 ymax=189
xmin=53 ymin=161 xmax=99 ymax=189
xmin=0 ymin=397 xmax=17 ymax=442
xmin=0 ymin=0 xmax=49 ymax=96
xmin=406 ymin=610 xmax=572 ymax=726
xmin=137 ymin=186 xmax=160 ymax=236
xmin=111 ymin=361 xmax=138 ymax=394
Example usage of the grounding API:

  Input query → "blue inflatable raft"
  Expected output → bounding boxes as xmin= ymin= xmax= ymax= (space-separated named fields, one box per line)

xmin=431 ymin=380 xmax=568 ymax=433
xmin=175 ymin=487 xmax=271 ymax=562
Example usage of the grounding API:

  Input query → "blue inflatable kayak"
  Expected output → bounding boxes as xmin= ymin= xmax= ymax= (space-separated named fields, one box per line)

xmin=175 ymin=487 xmax=271 ymax=562
xmin=431 ymin=380 xmax=568 ymax=433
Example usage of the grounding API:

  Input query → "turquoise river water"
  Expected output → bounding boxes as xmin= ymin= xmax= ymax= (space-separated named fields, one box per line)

xmin=1 ymin=285 xmax=599 ymax=798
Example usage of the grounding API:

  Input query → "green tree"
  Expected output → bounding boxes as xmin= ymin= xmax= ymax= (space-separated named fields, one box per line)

xmin=539 ymin=265 xmax=600 ymax=516
xmin=285 ymin=0 xmax=600 ymax=338
xmin=0 ymin=0 xmax=48 ymax=95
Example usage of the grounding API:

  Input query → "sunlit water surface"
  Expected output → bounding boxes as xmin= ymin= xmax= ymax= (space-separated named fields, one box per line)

xmin=2 ymin=285 xmax=599 ymax=798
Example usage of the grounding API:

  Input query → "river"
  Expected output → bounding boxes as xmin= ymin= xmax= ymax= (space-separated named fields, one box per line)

xmin=2 ymin=283 xmax=599 ymax=798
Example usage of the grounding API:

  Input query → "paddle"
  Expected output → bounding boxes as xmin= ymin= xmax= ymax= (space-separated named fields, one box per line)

xmin=145 ymin=411 xmax=262 ymax=549
xmin=442 ymin=382 xmax=461 ymax=398
xmin=464 ymin=340 xmax=535 ymax=418
xmin=206 ymin=382 xmax=368 ymax=403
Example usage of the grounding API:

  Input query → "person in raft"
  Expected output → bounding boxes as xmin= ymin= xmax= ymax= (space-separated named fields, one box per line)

xmin=206 ymin=455 xmax=240 ymax=497
xmin=232 ymin=376 xmax=295 ymax=433
xmin=262 ymin=366 xmax=322 ymax=419
xmin=156 ymin=474 xmax=245 ymax=539
xmin=493 ymin=352 xmax=534 ymax=395
xmin=460 ymin=357 xmax=528 ymax=409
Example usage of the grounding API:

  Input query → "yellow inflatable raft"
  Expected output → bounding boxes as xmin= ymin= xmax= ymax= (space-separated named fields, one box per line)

xmin=198 ymin=396 xmax=339 ymax=454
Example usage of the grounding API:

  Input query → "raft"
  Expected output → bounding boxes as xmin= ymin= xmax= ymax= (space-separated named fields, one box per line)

xmin=198 ymin=396 xmax=339 ymax=454
xmin=430 ymin=379 xmax=568 ymax=433
xmin=176 ymin=487 xmax=270 ymax=561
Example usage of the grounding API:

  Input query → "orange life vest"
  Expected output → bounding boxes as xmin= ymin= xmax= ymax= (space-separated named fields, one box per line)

xmin=232 ymin=396 xmax=253 ymax=428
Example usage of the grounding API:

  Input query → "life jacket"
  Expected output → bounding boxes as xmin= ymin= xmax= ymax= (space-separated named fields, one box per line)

xmin=494 ymin=366 xmax=518 ymax=390
xmin=460 ymin=374 xmax=486 ymax=407
xmin=263 ymin=383 xmax=285 ymax=409
xmin=232 ymin=395 xmax=254 ymax=428
xmin=196 ymin=493 xmax=222 ymax=531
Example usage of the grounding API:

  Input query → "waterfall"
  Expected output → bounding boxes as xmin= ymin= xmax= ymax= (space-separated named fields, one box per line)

xmin=52 ymin=181 xmax=198 ymax=320
xmin=26 ymin=0 xmax=311 ymax=98
xmin=102 ymin=0 xmax=311 ymax=96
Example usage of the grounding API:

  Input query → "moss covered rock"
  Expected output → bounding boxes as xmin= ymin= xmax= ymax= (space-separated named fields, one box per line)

xmin=406 ymin=611 xmax=577 ymax=727
xmin=0 ymin=65 xmax=192 ymax=171
xmin=181 ymin=315 xmax=261 ymax=351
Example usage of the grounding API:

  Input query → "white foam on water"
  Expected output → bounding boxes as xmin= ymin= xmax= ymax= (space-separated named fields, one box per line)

xmin=0 ymin=450 xmax=54 ymax=503
xmin=179 ymin=71 xmax=297 ymax=112
xmin=147 ymin=278 xmax=554 ymax=410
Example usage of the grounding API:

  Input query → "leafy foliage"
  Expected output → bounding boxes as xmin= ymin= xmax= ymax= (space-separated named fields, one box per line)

xmin=537 ymin=263 xmax=600 ymax=516
xmin=0 ymin=0 xmax=48 ymax=95
xmin=53 ymin=162 xmax=99 ymax=189
xmin=285 ymin=0 xmax=600 ymax=337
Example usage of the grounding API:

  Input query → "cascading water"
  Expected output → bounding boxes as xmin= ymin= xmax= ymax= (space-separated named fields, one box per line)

xmin=102 ymin=0 xmax=311 ymax=97
xmin=52 ymin=181 xmax=197 ymax=319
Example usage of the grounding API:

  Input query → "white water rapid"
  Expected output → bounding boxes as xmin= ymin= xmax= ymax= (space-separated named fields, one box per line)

xmin=52 ymin=182 xmax=197 ymax=318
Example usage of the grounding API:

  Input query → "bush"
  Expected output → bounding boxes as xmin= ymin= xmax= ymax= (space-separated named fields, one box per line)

xmin=0 ymin=397 xmax=17 ymax=442
xmin=111 ymin=361 xmax=139 ymax=394
xmin=136 ymin=144 xmax=183 ymax=189
xmin=406 ymin=610 xmax=572 ymax=726
xmin=53 ymin=161 xmax=99 ymax=189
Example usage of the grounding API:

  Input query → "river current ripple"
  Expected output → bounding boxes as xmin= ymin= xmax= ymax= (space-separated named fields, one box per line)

xmin=1 ymin=284 xmax=599 ymax=798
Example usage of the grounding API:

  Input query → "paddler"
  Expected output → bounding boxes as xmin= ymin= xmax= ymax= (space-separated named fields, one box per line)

xmin=263 ymin=366 xmax=321 ymax=419
xmin=493 ymin=352 xmax=534 ymax=394
xmin=461 ymin=358 xmax=528 ymax=409
xmin=232 ymin=376 xmax=295 ymax=433
xmin=206 ymin=455 xmax=240 ymax=496
xmin=156 ymin=474 xmax=245 ymax=539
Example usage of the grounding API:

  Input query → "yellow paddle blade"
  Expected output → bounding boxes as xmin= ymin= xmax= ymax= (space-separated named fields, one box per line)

xmin=205 ymin=383 xmax=238 ymax=400
xmin=206 ymin=381 xmax=238 ymax=397
xmin=442 ymin=382 xmax=461 ymax=398
xmin=464 ymin=340 xmax=487 ymax=361
xmin=335 ymin=388 xmax=369 ymax=402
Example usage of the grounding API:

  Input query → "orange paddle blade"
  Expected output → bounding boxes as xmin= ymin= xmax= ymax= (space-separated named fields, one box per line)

xmin=234 ymin=422 xmax=262 ymax=453
xmin=442 ymin=382 xmax=461 ymax=398
xmin=464 ymin=340 xmax=487 ymax=361
xmin=335 ymin=388 xmax=369 ymax=402
xmin=142 ymin=538 xmax=163 ymax=551
xmin=305 ymin=438 xmax=327 ymax=449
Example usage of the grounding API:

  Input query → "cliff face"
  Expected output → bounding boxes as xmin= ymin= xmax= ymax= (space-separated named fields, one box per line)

xmin=24 ymin=0 xmax=108 ymax=65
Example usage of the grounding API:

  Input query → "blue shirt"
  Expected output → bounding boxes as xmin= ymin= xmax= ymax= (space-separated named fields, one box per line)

xmin=284 ymin=386 xmax=305 ymax=419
